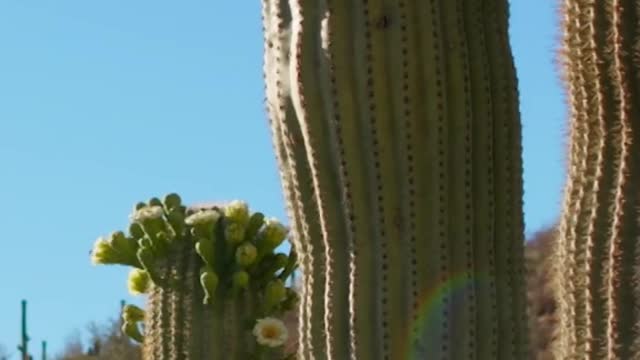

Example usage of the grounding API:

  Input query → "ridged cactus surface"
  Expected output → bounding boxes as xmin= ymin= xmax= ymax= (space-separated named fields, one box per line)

xmin=262 ymin=0 xmax=528 ymax=359
xmin=552 ymin=1 xmax=640 ymax=358
xmin=92 ymin=194 xmax=299 ymax=360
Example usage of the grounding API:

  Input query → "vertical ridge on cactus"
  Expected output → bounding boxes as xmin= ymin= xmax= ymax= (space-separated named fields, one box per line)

xmin=262 ymin=0 xmax=528 ymax=359
xmin=552 ymin=0 xmax=640 ymax=358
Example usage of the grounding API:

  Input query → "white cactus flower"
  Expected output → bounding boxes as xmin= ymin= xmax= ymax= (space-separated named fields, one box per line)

xmin=252 ymin=317 xmax=288 ymax=347
xmin=130 ymin=205 xmax=164 ymax=223
xmin=185 ymin=209 xmax=220 ymax=226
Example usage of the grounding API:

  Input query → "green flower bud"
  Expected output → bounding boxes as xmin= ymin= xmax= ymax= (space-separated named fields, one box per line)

xmin=244 ymin=212 xmax=265 ymax=242
xmin=129 ymin=222 xmax=145 ymax=239
xmin=258 ymin=218 xmax=288 ymax=253
xmin=200 ymin=267 xmax=219 ymax=305
xmin=224 ymin=200 xmax=250 ymax=226
xmin=90 ymin=236 xmax=137 ymax=266
xmin=254 ymin=253 xmax=289 ymax=284
xmin=127 ymin=269 xmax=150 ymax=295
xmin=235 ymin=242 xmax=257 ymax=267
xmin=195 ymin=237 xmax=215 ymax=266
xmin=273 ymin=253 xmax=289 ymax=270
xmin=166 ymin=209 xmax=185 ymax=236
xmin=122 ymin=304 xmax=145 ymax=323
xmin=232 ymin=270 xmax=250 ymax=293
xmin=278 ymin=249 xmax=298 ymax=282
xmin=264 ymin=279 xmax=287 ymax=312
xmin=122 ymin=321 xmax=144 ymax=343
xmin=163 ymin=193 xmax=182 ymax=211
xmin=148 ymin=197 xmax=163 ymax=207
xmin=109 ymin=231 xmax=135 ymax=253
xmin=134 ymin=202 xmax=146 ymax=211
xmin=225 ymin=222 xmax=244 ymax=245
xmin=137 ymin=247 xmax=162 ymax=285
xmin=90 ymin=237 xmax=115 ymax=265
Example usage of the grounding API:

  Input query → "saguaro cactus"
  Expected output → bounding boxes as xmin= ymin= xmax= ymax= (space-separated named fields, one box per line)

xmin=262 ymin=0 xmax=528 ymax=359
xmin=91 ymin=194 xmax=299 ymax=360
xmin=552 ymin=1 xmax=640 ymax=358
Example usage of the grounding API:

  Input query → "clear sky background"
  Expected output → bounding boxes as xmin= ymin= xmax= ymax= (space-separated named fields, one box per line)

xmin=0 ymin=1 xmax=565 ymax=358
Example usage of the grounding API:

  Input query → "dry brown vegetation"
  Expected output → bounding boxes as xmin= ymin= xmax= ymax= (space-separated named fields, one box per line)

xmin=526 ymin=226 xmax=558 ymax=360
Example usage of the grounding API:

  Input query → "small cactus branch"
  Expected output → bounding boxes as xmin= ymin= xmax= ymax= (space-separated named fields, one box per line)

xmin=553 ymin=0 xmax=640 ymax=358
xmin=263 ymin=0 xmax=528 ymax=359
xmin=93 ymin=195 xmax=299 ymax=360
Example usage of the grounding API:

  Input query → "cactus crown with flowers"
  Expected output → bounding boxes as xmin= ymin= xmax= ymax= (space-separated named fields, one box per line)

xmin=91 ymin=193 xmax=299 ymax=359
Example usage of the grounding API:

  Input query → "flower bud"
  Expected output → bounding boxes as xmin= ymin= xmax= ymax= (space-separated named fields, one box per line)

xmin=148 ymin=197 xmax=163 ymax=207
xmin=122 ymin=304 xmax=145 ymax=323
xmin=225 ymin=222 xmax=244 ymax=245
xmin=264 ymin=279 xmax=287 ymax=312
xmin=127 ymin=269 xmax=150 ymax=295
xmin=200 ymin=267 xmax=219 ymax=305
xmin=278 ymin=249 xmax=298 ymax=281
xmin=232 ymin=270 xmax=250 ymax=293
xmin=90 ymin=236 xmax=136 ymax=266
xmin=129 ymin=222 xmax=145 ymax=239
xmin=235 ymin=242 xmax=257 ymax=267
xmin=163 ymin=193 xmax=182 ymax=211
xmin=259 ymin=218 xmax=288 ymax=253
xmin=244 ymin=212 xmax=265 ymax=242
xmin=136 ymin=247 xmax=161 ymax=285
xmin=122 ymin=321 xmax=144 ymax=343
xmin=109 ymin=231 xmax=136 ymax=255
xmin=224 ymin=200 xmax=250 ymax=226
xmin=195 ymin=237 xmax=215 ymax=266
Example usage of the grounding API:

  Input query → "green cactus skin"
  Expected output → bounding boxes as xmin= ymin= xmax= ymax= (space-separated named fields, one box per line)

xmin=142 ymin=241 xmax=259 ymax=359
xmin=552 ymin=1 xmax=640 ymax=358
xmin=262 ymin=0 xmax=528 ymax=359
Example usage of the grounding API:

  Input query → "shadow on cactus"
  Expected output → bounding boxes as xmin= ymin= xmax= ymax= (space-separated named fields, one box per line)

xmin=91 ymin=193 xmax=299 ymax=360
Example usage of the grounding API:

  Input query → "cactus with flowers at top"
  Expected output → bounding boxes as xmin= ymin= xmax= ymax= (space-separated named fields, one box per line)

xmin=91 ymin=193 xmax=299 ymax=360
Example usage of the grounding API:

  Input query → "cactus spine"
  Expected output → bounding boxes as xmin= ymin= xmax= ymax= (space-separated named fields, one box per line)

xmin=553 ymin=1 xmax=640 ymax=358
xmin=92 ymin=194 xmax=299 ymax=360
xmin=262 ymin=0 xmax=528 ymax=359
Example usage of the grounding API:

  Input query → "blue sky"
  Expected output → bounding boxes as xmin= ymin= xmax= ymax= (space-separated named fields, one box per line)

xmin=0 ymin=1 xmax=564 ymax=358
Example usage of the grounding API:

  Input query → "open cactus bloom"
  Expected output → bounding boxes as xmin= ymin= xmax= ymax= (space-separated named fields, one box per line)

xmin=91 ymin=193 xmax=299 ymax=359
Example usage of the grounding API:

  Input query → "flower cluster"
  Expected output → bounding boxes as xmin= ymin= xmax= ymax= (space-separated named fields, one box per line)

xmin=90 ymin=193 xmax=299 ymax=356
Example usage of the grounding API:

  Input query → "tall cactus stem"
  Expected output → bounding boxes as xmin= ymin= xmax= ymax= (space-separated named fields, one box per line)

xmin=553 ymin=0 xmax=640 ymax=358
xmin=263 ymin=0 xmax=528 ymax=359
